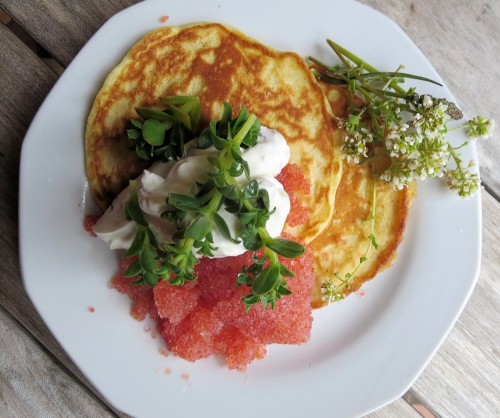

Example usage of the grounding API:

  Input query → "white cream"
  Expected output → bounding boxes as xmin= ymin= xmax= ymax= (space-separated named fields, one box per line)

xmin=93 ymin=126 xmax=291 ymax=257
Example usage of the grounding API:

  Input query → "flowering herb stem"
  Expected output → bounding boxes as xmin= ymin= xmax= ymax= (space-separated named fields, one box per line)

xmin=309 ymin=39 xmax=494 ymax=195
xmin=321 ymin=179 xmax=378 ymax=303
xmin=311 ymin=39 xmax=494 ymax=303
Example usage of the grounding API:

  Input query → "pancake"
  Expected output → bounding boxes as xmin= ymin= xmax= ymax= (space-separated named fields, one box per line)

xmin=85 ymin=22 xmax=342 ymax=244
xmin=310 ymin=85 xmax=416 ymax=308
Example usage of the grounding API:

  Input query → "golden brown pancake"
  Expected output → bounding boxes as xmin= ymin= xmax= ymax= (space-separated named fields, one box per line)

xmin=85 ymin=22 xmax=342 ymax=244
xmin=310 ymin=85 xmax=416 ymax=308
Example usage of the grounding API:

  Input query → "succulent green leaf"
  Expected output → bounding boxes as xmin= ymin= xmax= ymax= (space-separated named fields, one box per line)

xmin=135 ymin=145 xmax=150 ymax=160
xmin=185 ymin=216 xmax=211 ymax=240
xmin=277 ymin=285 xmax=292 ymax=296
xmin=143 ymin=271 xmax=159 ymax=287
xmin=127 ymin=129 xmax=141 ymax=140
xmin=243 ymin=180 xmax=259 ymax=200
xmin=252 ymin=264 xmax=280 ymax=296
xmin=123 ymin=259 xmax=144 ymax=277
xmin=142 ymin=119 xmax=166 ymax=146
xmin=279 ymin=264 xmax=296 ymax=278
xmin=168 ymin=193 xmax=201 ymax=212
xmin=213 ymin=212 xmax=239 ymax=243
xmin=197 ymin=128 xmax=213 ymax=149
xmin=125 ymin=181 xmax=148 ymax=227
xmin=124 ymin=228 xmax=146 ymax=257
xmin=266 ymin=238 xmax=305 ymax=259
xmin=135 ymin=107 xmax=173 ymax=122
xmin=139 ymin=244 xmax=158 ymax=273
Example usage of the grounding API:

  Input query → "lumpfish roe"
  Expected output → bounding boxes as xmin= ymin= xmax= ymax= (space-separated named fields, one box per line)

xmin=109 ymin=163 xmax=314 ymax=369
xmin=277 ymin=164 xmax=311 ymax=227
xmin=111 ymin=258 xmax=157 ymax=321
xmin=84 ymin=215 xmax=100 ymax=237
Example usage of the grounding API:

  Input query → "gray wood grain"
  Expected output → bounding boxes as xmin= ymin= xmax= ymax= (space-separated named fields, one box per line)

xmin=0 ymin=0 xmax=140 ymax=67
xmin=368 ymin=398 xmax=420 ymax=418
xmin=0 ymin=25 xmax=56 ymax=318
xmin=0 ymin=23 xmax=128 ymax=418
xmin=0 ymin=306 xmax=115 ymax=418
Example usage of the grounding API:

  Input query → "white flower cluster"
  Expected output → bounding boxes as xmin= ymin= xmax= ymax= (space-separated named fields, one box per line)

xmin=444 ymin=160 xmax=480 ymax=197
xmin=380 ymin=96 xmax=454 ymax=188
xmin=339 ymin=93 xmax=492 ymax=197
xmin=467 ymin=115 xmax=495 ymax=140
xmin=341 ymin=128 xmax=373 ymax=164
xmin=321 ymin=277 xmax=349 ymax=303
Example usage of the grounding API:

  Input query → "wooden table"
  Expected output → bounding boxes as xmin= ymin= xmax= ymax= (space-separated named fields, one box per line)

xmin=0 ymin=1 xmax=498 ymax=416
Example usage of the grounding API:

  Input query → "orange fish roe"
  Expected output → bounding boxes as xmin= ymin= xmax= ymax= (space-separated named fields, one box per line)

xmin=109 ymin=164 xmax=314 ymax=370
xmin=276 ymin=164 xmax=311 ymax=227
xmin=83 ymin=215 xmax=100 ymax=237
xmin=158 ymin=347 xmax=169 ymax=357
xmin=155 ymin=248 xmax=314 ymax=370
xmin=154 ymin=281 xmax=200 ymax=325
xmin=111 ymin=258 xmax=157 ymax=321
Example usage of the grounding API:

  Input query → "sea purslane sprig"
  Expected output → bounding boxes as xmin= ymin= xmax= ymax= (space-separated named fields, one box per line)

xmin=123 ymin=101 xmax=305 ymax=310
xmin=309 ymin=39 xmax=495 ymax=198
xmin=127 ymin=96 xmax=201 ymax=161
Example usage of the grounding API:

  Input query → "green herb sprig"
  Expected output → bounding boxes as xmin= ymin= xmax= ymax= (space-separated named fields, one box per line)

xmin=123 ymin=102 xmax=305 ymax=310
xmin=127 ymin=95 xmax=201 ymax=161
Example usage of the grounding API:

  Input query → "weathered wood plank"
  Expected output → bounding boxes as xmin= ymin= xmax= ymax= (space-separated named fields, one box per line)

xmin=0 ymin=0 xmax=139 ymax=66
xmin=0 ymin=23 xmax=128 ymax=418
xmin=368 ymin=397 xmax=420 ymax=418
xmin=0 ymin=25 xmax=57 ymax=320
xmin=0 ymin=306 xmax=116 ymax=418
xmin=359 ymin=0 xmax=500 ymax=198
xmin=406 ymin=190 xmax=500 ymax=417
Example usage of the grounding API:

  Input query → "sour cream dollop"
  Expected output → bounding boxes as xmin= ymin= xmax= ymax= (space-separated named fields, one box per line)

xmin=93 ymin=126 xmax=291 ymax=258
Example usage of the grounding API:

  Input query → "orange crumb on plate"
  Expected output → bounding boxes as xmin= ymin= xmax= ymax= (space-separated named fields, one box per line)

xmin=159 ymin=15 xmax=169 ymax=23
xmin=88 ymin=306 xmax=95 ymax=313
xmin=182 ymin=373 xmax=190 ymax=381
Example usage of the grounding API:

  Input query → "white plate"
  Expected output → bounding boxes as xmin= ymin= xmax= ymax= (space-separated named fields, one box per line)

xmin=19 ymin=1 xmax=481 ymax=417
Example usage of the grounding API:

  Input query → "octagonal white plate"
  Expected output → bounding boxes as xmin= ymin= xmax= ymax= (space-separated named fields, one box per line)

xmin=19 ymin=1 xmax=481 ymax=417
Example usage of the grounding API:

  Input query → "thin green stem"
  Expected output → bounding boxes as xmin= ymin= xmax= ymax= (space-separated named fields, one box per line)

xmin=172 ymin=237 xmax=195 ymax=265
xmin=348 ymin=179 xmax=377 ymax=280
xmin=233 ymin=114 xmax=258 ymax=147
xmin=307 ymin=55 xmax=339 ymax=73
xmin=448 ymin=144 xmax=465 ymax=177
xmin=266 ymin=247 xmax=279 ymax=266
xmin=206 ymin=190 xmax=223 ymax=216
xmin=327 ymin=39 xmax=407 ymax=96
xmin=446 ymin=123 xmax=468 ymax=134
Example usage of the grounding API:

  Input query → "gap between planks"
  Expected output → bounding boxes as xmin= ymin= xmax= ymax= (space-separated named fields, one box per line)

xmin=0 ymin=6 xmax=64 ymax=75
